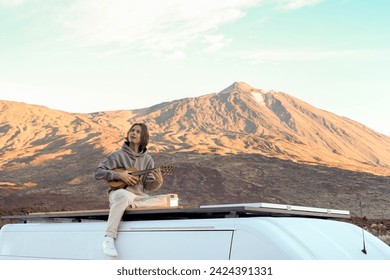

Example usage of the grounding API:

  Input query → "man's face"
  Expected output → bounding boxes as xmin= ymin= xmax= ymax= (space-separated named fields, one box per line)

xmin=128 ymin=125 xmax=142 ymax=144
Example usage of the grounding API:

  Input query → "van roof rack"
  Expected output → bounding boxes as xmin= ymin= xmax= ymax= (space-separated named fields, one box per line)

xmin=1 ymin=202 xmax=350 ymax=223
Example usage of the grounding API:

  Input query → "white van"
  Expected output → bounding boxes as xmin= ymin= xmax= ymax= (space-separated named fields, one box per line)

xmin=1 ymin=202 xmax=389 ymax=260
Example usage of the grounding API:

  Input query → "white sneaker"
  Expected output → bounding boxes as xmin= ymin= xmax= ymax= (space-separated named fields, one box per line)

xmin=102 ymin=236 xmax=118 ymax=257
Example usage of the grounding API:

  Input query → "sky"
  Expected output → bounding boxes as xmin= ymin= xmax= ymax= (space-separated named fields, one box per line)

xmin=0 ymin=0 xmax=389 ymax=136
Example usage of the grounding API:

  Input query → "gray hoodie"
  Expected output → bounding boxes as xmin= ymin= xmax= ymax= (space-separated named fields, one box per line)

xmin=93 ymin=141 xmax=162 ymax=195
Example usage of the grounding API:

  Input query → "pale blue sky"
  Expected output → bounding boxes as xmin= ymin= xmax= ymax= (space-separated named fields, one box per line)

xmin=0 ymin=0 xmax=389 ymax=136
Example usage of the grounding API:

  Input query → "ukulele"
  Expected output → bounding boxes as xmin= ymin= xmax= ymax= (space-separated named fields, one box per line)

xmin=108 ymin=165 xmax=174 ymax=188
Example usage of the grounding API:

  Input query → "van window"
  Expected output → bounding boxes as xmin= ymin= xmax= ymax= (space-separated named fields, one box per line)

xmin=116 ymin=230 xmax=234 ymax=259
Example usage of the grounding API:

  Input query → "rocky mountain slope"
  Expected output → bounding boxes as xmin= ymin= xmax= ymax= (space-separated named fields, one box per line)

xmin=1 ymin=82 xmax=389 ymax=220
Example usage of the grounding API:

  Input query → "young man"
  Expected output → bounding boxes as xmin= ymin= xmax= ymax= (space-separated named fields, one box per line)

xmin=94 ymin=123 xmax=163 ymax=257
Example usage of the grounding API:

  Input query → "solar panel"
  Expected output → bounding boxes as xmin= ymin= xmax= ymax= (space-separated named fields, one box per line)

xmin=1 ymin=202 xmax=350 ymax=223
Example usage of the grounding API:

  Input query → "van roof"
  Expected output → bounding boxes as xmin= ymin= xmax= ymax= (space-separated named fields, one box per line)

xmin=2 ymin=202 xmax=350 ymax=223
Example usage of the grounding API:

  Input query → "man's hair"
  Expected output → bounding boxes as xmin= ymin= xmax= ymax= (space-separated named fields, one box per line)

xmin=127 ymin=123 xmax=149 ymax=152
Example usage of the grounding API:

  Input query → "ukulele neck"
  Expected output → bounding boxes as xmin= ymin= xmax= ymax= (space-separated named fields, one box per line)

xmin=130 ymin=168 xmax=155 ymax=176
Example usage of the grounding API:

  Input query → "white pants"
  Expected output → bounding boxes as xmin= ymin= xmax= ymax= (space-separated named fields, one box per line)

xmin=105 ymin=189 xmax=171 ymax=238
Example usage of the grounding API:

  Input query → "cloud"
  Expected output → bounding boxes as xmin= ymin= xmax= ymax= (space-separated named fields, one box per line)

xmin=203 ymin=34 xmax=233 ymax=53
xmin=57 ymin=0 xmax=262 ymax=56
xmin=159 ymin=50 xmax=187 ymax=61
xmin=0 ymin=0 xmax=25 ymax=6
xmin=275 ymin=0 xmax=323 ymax=10
xmin=0 ymin=0 xmax=326 ymax=58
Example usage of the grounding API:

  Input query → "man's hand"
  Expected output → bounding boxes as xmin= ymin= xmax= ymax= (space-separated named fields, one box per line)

xmin=118 ymin=171 xmax=140 ymax=186
xmin=152 ymin=168 xmax=163 ymax=184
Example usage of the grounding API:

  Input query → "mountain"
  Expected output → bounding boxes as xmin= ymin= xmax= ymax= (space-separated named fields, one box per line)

xmin=137 ymin=81 xmax=390 ymax=174
xmin=1 ymin=82 xmax=390 ymax=221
